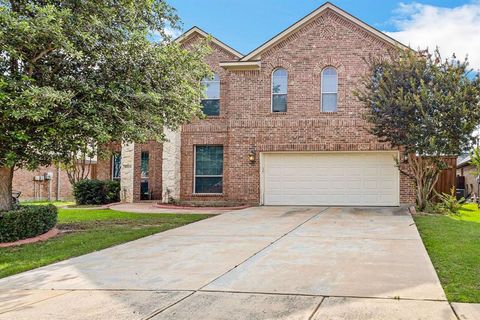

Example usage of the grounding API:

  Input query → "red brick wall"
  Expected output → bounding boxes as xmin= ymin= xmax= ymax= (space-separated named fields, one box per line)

xmin=96 ymin=141 xmax=163 ymax=201
xmin=181 ymin=9 xmax=416 ymax=204
xmin=96 ymin=143 xmax=121 ymax=181
xmin=12 ymin=164 xmax=94 ymax=201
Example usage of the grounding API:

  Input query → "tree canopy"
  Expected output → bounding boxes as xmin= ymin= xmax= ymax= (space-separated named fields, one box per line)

xmin=0 ymin=0 xmax=212 ymax=210
xmin=356 ymin=48 xmax=480 ymax=210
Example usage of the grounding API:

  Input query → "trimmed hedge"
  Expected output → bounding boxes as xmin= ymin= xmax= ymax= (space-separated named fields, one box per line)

xmin=73 ymin=179 xmax=120 ymax=205
xmin=0 ymin=205 xmax=58 ymax=242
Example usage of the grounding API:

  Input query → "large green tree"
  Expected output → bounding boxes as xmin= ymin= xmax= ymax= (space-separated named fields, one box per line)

xmin=356 ymin=48 xmax=480 ymax=210
xmin=0 ymin=0 xmax=211 ymax=210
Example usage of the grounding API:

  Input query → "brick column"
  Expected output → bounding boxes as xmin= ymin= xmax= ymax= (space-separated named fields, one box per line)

xmin=120 ymin=142 xmax=135 ymax=203
xmin=162 ymin=128 xmax=182 ymax=203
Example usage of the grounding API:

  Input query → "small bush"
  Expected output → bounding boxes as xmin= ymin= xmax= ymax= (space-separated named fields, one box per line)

xmin=0 ymin=205 xmax=58 ymax=242
xmin=426 ymin=187 xmax=465 ymax=215
xmin=73 ymin=179 xmax=120 ymax=205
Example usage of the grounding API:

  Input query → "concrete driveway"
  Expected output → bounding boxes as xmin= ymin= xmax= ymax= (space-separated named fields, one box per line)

xmin=0 ymin=206 xmax=457 ymax=319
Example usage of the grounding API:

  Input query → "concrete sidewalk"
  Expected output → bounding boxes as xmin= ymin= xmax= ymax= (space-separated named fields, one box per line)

xmin=0 ymin=206 xmax=468 ymax=319
xmin=108 ymin=202 xmax=229 ymax=215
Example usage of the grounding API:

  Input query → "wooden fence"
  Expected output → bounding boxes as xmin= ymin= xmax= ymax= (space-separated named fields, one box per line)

xmin=434 ymin=157 xmax=457 ymax=195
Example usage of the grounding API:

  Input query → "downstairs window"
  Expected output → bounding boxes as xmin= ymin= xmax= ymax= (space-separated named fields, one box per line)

xmin=194 ymin=145 xmax=223 ymax=194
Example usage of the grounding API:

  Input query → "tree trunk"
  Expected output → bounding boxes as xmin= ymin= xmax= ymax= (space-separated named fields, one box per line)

xmin=401 ymin=155 xmax=443 ymax=211
xmin=0 ymin=167 xmax=14 ymax=211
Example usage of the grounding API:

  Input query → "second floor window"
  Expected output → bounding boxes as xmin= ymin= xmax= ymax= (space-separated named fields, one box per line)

xmin=321 ymin=67 xmax=338 ymax=112
xmin=272 ymin=68 xmax=288 ymax=112
xmin=201 ymin=74 xmax=220 ymax=116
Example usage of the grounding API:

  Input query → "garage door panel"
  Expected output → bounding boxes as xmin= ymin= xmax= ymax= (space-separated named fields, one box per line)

xmin=263 ymin=152 xmax=399 ymax=206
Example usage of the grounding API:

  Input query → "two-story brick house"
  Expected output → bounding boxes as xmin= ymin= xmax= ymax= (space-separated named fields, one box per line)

xmin=97 ymin=2 xmax=416 ymax=206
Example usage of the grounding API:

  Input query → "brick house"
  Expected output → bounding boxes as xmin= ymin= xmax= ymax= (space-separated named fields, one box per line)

xmin=97 ymin=2 xmax=417 ymax=206
xmin=12 ymin=162 xmax=96 ymax=201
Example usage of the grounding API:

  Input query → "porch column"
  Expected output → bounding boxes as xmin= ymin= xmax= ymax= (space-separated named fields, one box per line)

xmin=162 ymin=127 xmax=182 ymax=203
xmin=120 ymin=142 xmax=135 ymax=203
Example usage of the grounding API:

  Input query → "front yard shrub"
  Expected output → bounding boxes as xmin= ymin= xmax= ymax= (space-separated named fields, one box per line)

xmin=73 ymin=179 xmax=120 ymax=205
xmin=73 ymin=179 xmax=106 ymax=205
xmin=425 ymin=187 xmax=465 ymax=215
xmin=0 ymin=205 xmax=58 ymax=242
xmin=104 ymin=180 xmax=120 ymax=203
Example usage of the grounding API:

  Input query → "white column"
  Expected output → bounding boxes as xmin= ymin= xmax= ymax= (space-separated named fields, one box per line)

xmin=162 ymin=127 xmax=182 ymax=203
xmin=120 ymin=142 xmax=135 ymax=203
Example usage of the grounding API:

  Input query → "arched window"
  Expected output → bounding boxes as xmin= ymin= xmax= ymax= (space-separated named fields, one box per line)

xmin=271 ymin=68 xmax=288 ymax=112
xmin=201 ymin=74 xmax=220 ymax=116
xmin=321 ymin=67 xmax=338 ymax=112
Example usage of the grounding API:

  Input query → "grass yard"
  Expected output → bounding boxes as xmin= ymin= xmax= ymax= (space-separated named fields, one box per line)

xmin=0 ymin=208 xmax=211 ymax=279
xmin=414 ymin=203 xmax=480 ymax=303
xmin=20 ymin=200 xmax=76 ymax=207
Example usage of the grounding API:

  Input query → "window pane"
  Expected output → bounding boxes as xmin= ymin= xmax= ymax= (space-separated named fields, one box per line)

xmin=195 ymin=146 xmax=223 ymax=176
xmin=195 ymin=177 xmax=223 ymax=194
xmin=201 ymin=99 xmax=220 ymax=116
xmin=272 ymin=94 xmax=287 ymax=112
xmin=202 ymin=74 xmax=220 ymax=99
xmin=141 ymin=151 xmax=149 ymax=178
xmin=322 ymin=75 xmax=337 ymax=92
xmin=272 ymin=69 xmax=288 ymax=94
xmin=323 ymin=67 xmax=337 ymax=76
xmin=204 ymin=81 xmax=220 ymax=99
xmin=140 ymin=180 xmax=149 ymax=200
xmin=322 ymin=93 xmax=337 ymax=112
xmin=112 ymin=153 xmax=121 ymax=180
xmin=322 ymin=67 xmax=337 ymax=93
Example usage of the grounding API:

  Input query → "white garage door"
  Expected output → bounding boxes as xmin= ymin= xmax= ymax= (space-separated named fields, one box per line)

xmin=262 ymin=152 xmax=399 ymax=206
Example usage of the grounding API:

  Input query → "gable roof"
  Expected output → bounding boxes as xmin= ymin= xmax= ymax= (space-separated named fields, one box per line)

xmin=175 ymin=26 xmax=243 ymax=59
xmin=240 ymin=2 xmax=408 ymax=62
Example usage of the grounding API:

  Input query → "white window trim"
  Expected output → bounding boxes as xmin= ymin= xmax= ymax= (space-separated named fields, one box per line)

xmin=193 ymin=145 xmax=224 ymax=195
xmin=271 ymin=68 xmax=288 ymax=113
xmin=201 ymin=75 xmax=221 ymax=116
xmin=320 ymin=67 xmax=338 ymax=112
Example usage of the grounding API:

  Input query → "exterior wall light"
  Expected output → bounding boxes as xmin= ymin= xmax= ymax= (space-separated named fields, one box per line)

xmin=402 ymin=152 xmax=409 ymax=163
xmin=248 ymin=147 xmax=256 ymax=164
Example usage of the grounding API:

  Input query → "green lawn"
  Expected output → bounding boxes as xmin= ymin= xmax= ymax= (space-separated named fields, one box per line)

xmin=414 ymin=203 xmax=480 ymax=303
xmin=0 ymin=208 xmax=211 ymax=279
xmin=21 ymin=200 xmax=76 ymax=207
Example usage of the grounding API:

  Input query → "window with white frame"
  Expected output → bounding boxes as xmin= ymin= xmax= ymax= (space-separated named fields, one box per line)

xmin=321 ymin=67 xmax=338 ymax=112
xmin=201 ymin=74 xmax=220 ymax=116
xmin=271 ymin=68 xmax=288 ymax=112
xmin=111 ymin=152 xmax=121 ymax=180
xmin=194 ymin=145 xmax=223 ymax=194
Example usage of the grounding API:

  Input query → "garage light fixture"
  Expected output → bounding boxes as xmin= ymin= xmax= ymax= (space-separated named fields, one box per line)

xmin=248 ymin=146 xmax=256 ymax=164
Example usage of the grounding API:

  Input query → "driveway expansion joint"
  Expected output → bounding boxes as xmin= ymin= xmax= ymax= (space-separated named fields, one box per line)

xmin=143 ymin=291 xmax=195 ymax=320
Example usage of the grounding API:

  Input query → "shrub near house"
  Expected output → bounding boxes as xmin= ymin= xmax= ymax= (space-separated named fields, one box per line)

xmin=73 ymin=180 xmax=120 ymax=205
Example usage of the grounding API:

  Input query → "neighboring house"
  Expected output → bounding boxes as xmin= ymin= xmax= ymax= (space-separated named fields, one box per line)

xmin=457 ymin=155 xmax=479 ymax=198
xmin=457 ymin=131 xmax=480 ymax=198
xmin=96 ymin=2 xmax=423 ymax=206
xmin=12 ymin=162 xmax=97 ymax=201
